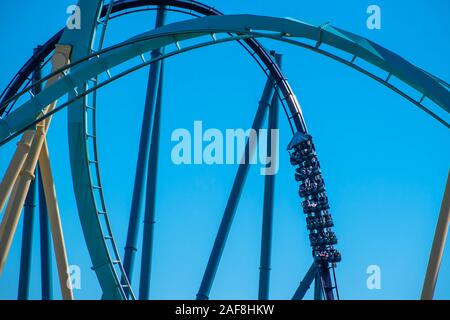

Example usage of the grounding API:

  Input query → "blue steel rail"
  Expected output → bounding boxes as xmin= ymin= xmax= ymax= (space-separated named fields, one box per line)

xmin=0 ymin=2 xmax=448 ymax=300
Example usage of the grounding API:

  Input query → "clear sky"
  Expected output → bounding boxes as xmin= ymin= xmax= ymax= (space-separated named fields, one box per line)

xmin=0 ymin=0 xmax=449 ymax=300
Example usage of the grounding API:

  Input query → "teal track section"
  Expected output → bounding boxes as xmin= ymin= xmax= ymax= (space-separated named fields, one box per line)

xmin=61 ymin=0 xmax=128 ymax=300
xmin=0 ymin=3 xmax=448 ymax=300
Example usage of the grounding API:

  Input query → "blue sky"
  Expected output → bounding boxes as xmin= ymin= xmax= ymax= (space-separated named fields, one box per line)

xmin=0 ymin=0 xmax=449 ymax=300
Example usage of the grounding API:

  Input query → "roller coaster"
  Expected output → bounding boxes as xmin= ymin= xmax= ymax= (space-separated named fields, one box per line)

xmin=0 ymin=0 xmax=449 ymax=300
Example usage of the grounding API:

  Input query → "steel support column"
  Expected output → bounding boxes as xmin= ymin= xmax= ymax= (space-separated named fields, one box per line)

xmin=196 ymin=74 xmax=276 ymax=300
xmin=38 ymin=167 xmax=52 ymax=300
xmin=422 ymin=170 xmax=450 ymax=300
xmin=258 ymin=54 xmax=281 ymax=300
xmin=39 ymin=140 xmax=73 ymax=300
xmin=17 ymin=52 xmax=42 ymax=300
xmin=17 ymin=177 xmax=36 ymax=300
xmin=122 ymin=6 xmax=167 ymax=291
xmin=292 ymin=263 xmax=318 ymax=300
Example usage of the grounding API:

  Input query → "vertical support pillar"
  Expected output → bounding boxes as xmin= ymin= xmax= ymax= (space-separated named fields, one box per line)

xmin=0 ymin=131 xmax=34 ymax=215
xmin=38 ymin=167 xmax=53 ymax=300
xmin=292 ymin=263 xmax=318 ymax=300
xmin=39 ymin=140 xmax=73 ymax=300
xmin=0 ymin=134 xmax=42 ymax=273
xmin=0 ymin=45 xmax=71 ymax=274
xmin=258 ymin=54 xmax=281 ymax=300
xmin=139 ymin=61 xmax=164 ymax=300
xmin=421 ymin=170 xmax=450 ymax=300
xmin=196 ymin=74 xmax=276 ymax=300
xmin=17 ymin=177 xmax=36 ymax=300
xmin=123 ymin=6 xmax=167 ymax=291
xmin=17 ymin=49 xmax=41 ymax=300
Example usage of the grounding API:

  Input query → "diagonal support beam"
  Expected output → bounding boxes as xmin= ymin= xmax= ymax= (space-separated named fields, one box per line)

xmin=292 ymin=262 xmax=319 ymax=300
xmin=139 ymin=59 xmax=165 ymax=300
xmin=0 ymin=45 xmax=71 ymax=297
xmin=422 ymin=170 xmax=450 ymax=300
xmin=196 ymin=74 xmax=276 ymax=300
xmin=0 ymin=118 xmax=50 ymax=273
xmin=0 ymin=45 xmax=70 ymax=217
xmin=38 ymin=139 xmax=74 ymax=300
xmin=0 ymin=131 xmax=34 ymax=214
xmin=314 ymin=272 xmax=323 ymax=300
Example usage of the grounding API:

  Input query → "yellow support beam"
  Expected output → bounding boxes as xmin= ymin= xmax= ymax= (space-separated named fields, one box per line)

xmin=0 ymin=180 xmax=18 ymax=260
xmin=0 ymin=111 xmax=49 ymax=272
xmin=421 ymin=170 xmax=450 ymax=300
xmin=0 ymin=132 xmax=35 ymax=247
xmin=39 ymin=140 xmax=74 ymax=300
xmin=0 ymin=131 xmax=34 ymax=214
